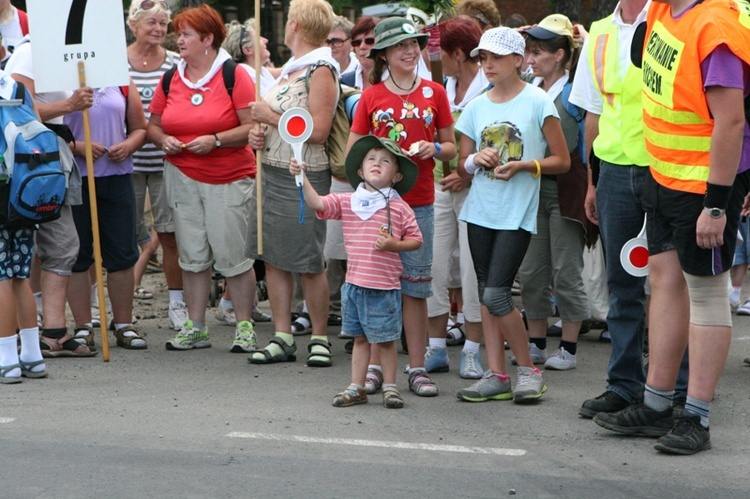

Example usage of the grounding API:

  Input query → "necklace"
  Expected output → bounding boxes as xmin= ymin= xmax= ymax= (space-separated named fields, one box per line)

xmin=390 ymin=71 xmax=417 ymax=92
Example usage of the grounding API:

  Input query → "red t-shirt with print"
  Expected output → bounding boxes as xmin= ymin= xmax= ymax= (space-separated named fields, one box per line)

xmin=150 ymin=65 xmax=256 ymax=184
xmin=351 ymin=79 xmax=453 ymax=207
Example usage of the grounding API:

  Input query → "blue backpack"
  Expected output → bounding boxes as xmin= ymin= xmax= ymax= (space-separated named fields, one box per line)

xmin=0 ymin=81 xmax=68 ymax=227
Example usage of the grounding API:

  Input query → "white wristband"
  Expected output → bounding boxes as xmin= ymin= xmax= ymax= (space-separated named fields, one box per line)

xmin=464 ymin=153 xmax=480 ymax=175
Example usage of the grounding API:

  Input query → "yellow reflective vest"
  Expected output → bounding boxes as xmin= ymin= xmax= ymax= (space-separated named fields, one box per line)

xmin=587 ymin=15 xmax=650 ymax=167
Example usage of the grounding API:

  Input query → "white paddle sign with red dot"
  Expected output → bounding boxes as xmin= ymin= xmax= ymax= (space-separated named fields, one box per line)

xmin=620 ymin=216 xmax=649 ymax=277
xmin=278 ymin=107 xmax=313 ymax=187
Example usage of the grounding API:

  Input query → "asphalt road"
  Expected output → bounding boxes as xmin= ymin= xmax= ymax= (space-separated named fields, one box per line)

xmin=2 ymin=273 xmax=750 ymax=498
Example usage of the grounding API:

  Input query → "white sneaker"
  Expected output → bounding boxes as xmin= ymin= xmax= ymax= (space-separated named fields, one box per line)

xmin=737 ymin=299 xmax=750 ymax=315
xmin=730 ymin=294 xmax=741 ymax=312
xmin=544 ymin=347 xmax=577 ymax=370
xmin=215 ymin=306 xmax=237 ymax=326
xmin=169 ymin=300 xmax=189 ymax=331
xmin=511 ymin=343 xmax=548 ymax=365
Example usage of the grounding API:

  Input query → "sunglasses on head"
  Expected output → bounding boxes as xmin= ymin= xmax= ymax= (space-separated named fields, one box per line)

xmin=326 ymin=37 xmax=349 ymax=48
xmin=351 ymin=37 xmax=375 ymax=48
xmin=137 ymin=0 xmax=169 ymax=11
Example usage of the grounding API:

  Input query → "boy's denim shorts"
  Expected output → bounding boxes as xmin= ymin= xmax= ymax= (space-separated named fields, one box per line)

xmin=400 ymin=204 xmax=433 ymax=298
xmin=0 ymin=226 xmax=34 ymax=280
xmin=341 ymin=283 xmax=402 ymax=343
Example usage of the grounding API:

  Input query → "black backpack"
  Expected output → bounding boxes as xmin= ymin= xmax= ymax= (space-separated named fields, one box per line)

xmin=161 ymin=60 xmax=237 ymax=97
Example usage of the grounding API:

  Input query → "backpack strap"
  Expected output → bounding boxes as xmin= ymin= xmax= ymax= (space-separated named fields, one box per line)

xmin=161 ymin=59 xmax=237 ymax=98
xmin=18 ymin=9 xmax=28 ymax=36
xmin=304 ymin=60 xmax=339 ymax=94
xmin=13 ymin=81 xmax=26 ymax=103
xmin=561 ymin=81 xmax=587 ymax=164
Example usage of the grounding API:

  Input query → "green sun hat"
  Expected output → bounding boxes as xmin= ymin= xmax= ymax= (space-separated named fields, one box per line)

xmin=367 ymin=16 xmax=428 ymax=57
xmin=345 ymin=136 xmax=418 ymax=196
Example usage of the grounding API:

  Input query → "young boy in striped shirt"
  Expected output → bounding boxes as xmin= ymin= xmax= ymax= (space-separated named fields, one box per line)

xmin=290 ymin=136 xmax=422 ymax=408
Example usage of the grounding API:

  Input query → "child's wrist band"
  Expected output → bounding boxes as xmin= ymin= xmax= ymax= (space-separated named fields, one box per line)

xmin=532 ymin=159 xmax=541 ymax=178
xmin=464 ymin=153 xmax=479 ymax=175
xmin=432 ymin=142 xmax=442 ymax=158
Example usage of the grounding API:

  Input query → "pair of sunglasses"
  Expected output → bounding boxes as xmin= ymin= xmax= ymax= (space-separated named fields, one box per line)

xmin=351 ymin=37 xmax=375 ymax=48
xmin=137 ymin=0 xmax=169 ymax=11
xmin=326 ymin=37 xmax=349 ymax=48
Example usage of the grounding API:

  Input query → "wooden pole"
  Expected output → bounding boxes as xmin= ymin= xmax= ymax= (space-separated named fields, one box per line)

xmin=77 ymin=61 xmax=110 ymax=362
xmin=254 ymin=1 xmax=263 ymax=256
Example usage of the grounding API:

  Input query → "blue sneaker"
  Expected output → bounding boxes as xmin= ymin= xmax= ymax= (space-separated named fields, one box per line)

xmin=459 ymin=349 xmax=483 ymax=379
xmin=424 ymin=346 xmax=449 ymax=373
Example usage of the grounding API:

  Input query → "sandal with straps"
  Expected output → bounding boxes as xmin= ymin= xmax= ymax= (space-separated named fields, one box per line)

xmin=114 ymin=325 xmax=147 ymax=350
xmin=41 ymin=333 xmax=96 ymax=358
xmin=248 ymin=337 xmax=297 ymax=364
xmin=133 ymin=286 xmax=154 ymax=300
xmin=446 ymin=323 xmax=465 ymax=347
xmin=332 ymin=386 xmax=367 ymax=407
xmin=20 ymin=359 xmax=47 ymax=378
xmin=408 ymin=370 xmax=439 ymax=397
xmin=365 ymin=368 xmax=383 ymax=394
xmin=0 ymin=364 xmax=22 ymax=384
xmin=382 ymin=386 xmax=404 ymax=408
xmin=307 ymin=338 xmax=332 ymax=367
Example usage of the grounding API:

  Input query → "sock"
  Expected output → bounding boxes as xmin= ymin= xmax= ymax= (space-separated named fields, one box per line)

xmin=41 ymin=327 xmax=66 ymax=339
xmin=91 ymin=283 xmax=98 ymax=306
xmin=220 ymin=298 xmax=233 ymax=312
xmin=302 ymin=301 xmax=309 ymax=314
xmin=34 ymin=291 xmax=42 ymax=312
xmin=493 ymin=371 xmax=510 ymax=382
xmin=644 ymin=384 xmax=674 ymax=412
xmin=192 ymin=320 xmax=206 ymax=331
xmin=429 ymin=337 xmax=446 ymax=349
xmin=560 ymin=340 xmax=577 ymax=355
xmin=685 ymin=396 xmax=711 ymax=428
xmin=18 ymin=328 xmax=44 ymax=373
xmin=408 ymin=366 xmax=426 ymax=375
xmin=347 ymin=383 xmax=364 ymax=391
xmin=382 ymin=383 xmax=397 ymax=389
xmin=276 ymin=332 xmax=294 ymax=345
xmin=0 ymin=335 xmax=21 ymax=378
xmin=456 ymin=312 xmax=465 ymax=324
xmin=169 ymin=289 xmax=184 ymax=303
xmin=529 ymin=337 xmax=547 ymax=350
xmin=463 ymin=340 xmax=480 ymax=353
xmin=368 ymin=364 xmax=382 ymax=373
xmin=293 ymin=315 xmax=311 ymax=330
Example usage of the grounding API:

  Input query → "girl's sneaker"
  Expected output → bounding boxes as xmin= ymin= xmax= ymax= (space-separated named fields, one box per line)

xmin=513 ymin=367 xmax=547 ymax=403
xmin=457 ymin=370 xmax=512 ymax=402
xmin=459 ymin=349 xmax=483 ymax=379
xmin=544 ymin=347 xmax=577 ymax=370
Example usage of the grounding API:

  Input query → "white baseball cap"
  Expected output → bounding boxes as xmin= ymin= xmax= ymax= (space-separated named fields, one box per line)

xmin=470 ymin=27 xmax=526 ymax=58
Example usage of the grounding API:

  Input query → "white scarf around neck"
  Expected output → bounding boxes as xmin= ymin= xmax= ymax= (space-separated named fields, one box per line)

xmin=350 ymin=183 xmax=401 ymax=221
xmin=533 ymin=72 xmax=569 ymax=103
xmin=446 ymin=68 xmax=489 ymax=112
xmin=177 ymin=48 xmax=232 ymax=91
xmin=274 ymin=47 xmax=339 ymax=86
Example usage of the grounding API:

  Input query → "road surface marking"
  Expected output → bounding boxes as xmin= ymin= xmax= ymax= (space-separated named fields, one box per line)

xmin=227 ymin=432 xmax=526 ymax=456
xmin=0 ymin=417 xmax=15 ymax=424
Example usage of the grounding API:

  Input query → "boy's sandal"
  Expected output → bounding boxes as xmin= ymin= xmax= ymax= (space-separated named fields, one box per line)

xmin=408 ymin=370 xmax=439 ymax=397
xmin=248 ymin=337 xmax=297 ymax=364
xmin=306 ymin=339 xmax=332 ymax=367
xmin=364 ymin=368 xmax=384 ymax=394
xmin=332 ymin=387 xmax=367 ymax=407
xmin=291 ymin=313 xmax=312 ymax=336
xmin=446 ymin=323 xmax=465 ymax=347
xmin=133 ymin=286 xmax=154 ymax=300
xmin=40 ymin=334 xmax=97 ymax=358
xmin=20 ymin=359 xmax=48 ymax=379
xmin=0 ymin=364 xmax=22 ymax=384
xmin=382 ymin=387 xmax=405 ymax=408
xmin=114 ymin=326 xmax=147 ymax=350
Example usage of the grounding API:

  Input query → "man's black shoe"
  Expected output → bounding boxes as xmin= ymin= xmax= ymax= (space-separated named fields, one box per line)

xmin=579 ymin=390 xmax=629 ymax=418
xmin=654 ymin=409 xmax=711 ymax=455
xmin=593 ymin=402 xmax=672 ymax=437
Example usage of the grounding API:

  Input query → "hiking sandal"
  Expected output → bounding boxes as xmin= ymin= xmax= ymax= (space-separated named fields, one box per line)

xmin=408 ymin=370 xmax=439 ymax=397
xmin=446 ymin=323 xmax=465 ymax=346
xmin=114 ymin=325 xmax=147 ymax=350
xmin=307 ymin=338 xmax=332 ymax=367
xmin=40 ymin=334 xmax=96 ymax=358
xmin=20 ymin=359 xmax=47 ymax=378
xmin=248 ymin=337 xmax=297 ymax=364
xmin=332 ymin=387 xmax=367 ymax=407
xmin=134 ymin=286 xmax=154 ymax=300
xmin=73 ymin=324 xmax=96 ymax=348
xmin=382 ymin=387 xmax=404 ymax=408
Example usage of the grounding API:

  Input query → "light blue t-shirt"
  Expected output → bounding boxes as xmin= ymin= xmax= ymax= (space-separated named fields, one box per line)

xmin=456 ymin=84 xmax=558 ymax=233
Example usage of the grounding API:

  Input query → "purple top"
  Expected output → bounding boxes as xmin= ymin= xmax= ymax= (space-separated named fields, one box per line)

xmin=64 ymin=87 xmax=132 ymax=177
xmin=700 ymin=47 xmax=750 ymax=174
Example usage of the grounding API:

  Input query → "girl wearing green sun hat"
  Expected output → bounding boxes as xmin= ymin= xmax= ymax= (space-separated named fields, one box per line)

xmin=344 ymin=16 xmax=457 ymax=398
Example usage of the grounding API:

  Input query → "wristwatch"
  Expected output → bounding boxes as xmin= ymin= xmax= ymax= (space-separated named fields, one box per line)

xmin=704 ymin=207 xmax=726 ymax=218
xmin=213 ymin=133 xmax=221 ymax=148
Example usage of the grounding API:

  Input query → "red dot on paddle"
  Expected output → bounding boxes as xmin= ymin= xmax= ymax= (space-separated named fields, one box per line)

xmin=629 ymin=245 xmax=649 ymax=268
xmin=287 ymin=116 xmax=307 ymax=138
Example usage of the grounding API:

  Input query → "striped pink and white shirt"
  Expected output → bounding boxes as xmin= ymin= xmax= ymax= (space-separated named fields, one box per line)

xmin=318 ymin=193 xmax=422 ymax=290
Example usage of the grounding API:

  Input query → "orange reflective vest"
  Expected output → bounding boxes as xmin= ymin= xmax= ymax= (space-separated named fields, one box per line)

xmin=586 ymin=16 xmax=649 ymax=166
xmin=643 ymin=0 xmax=750 ymax=194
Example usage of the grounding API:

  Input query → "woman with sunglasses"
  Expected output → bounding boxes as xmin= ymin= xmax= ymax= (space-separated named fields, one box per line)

xmin=126 ymin=0 xmax=186 ymax=333
xmin=340 ymin=16 xmax=377 ymax=90
xmin=328 ymin=16 xmax=358 ymax=76
xmin=346 ymin=16 xmax=456 ymax=397
xmin=223 ymin=19 xmax=276 ymax=99
xmin=147 ymin=4 xmax=259 ymax=353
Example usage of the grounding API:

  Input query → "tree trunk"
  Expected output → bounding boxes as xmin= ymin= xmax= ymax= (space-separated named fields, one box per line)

xmin=556 ymin=0 xmax=581 ymax=23
xmin=590 ymin=0 xmax=619 ymax=23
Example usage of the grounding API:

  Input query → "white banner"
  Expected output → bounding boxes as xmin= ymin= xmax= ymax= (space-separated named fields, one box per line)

xmin=26 ymin=0 xmax=129 ymax=93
